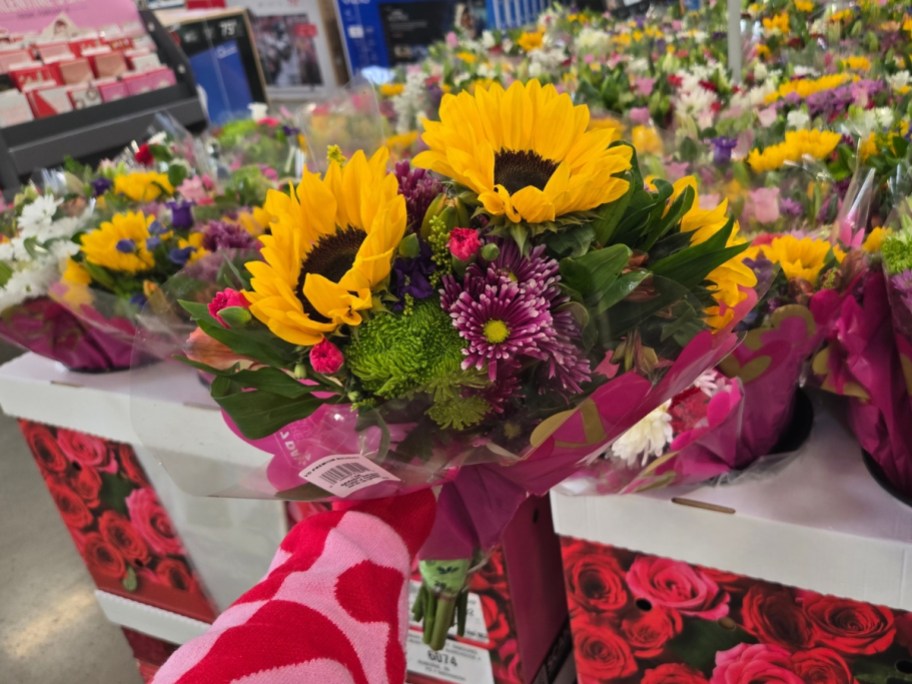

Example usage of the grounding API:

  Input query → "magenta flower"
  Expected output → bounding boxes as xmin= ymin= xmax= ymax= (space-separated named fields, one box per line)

xmin=448 ymin=228 xmax=482 ymax=261
xmin=310 ymin=339 xmax=344 ymax=374
xmin=208 ymin=288 xmax=248 ymax=327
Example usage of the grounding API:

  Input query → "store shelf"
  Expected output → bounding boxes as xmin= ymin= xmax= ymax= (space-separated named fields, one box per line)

xmin=95 ymin=591 xmax=209 ymax=645
xmin=551 ymin=393 xmax=912 ymax=609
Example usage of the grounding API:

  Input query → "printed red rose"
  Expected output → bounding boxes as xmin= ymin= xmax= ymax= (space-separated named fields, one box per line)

xmin=21 ymin=421 xmax=67 ymax=475
xmin=82 ymin=532 xmax=127 ymax=580
xmin=154 ymin=558 xmax=197 ymax=591
xmin=620 ymin=605 xmax=682 ymax=658
xmin=742 ymin=585 xmax=815 ymax=649
xmin=802 ymin=593 xmax=895 ymax=655
xmin=480 ymin=594 xmax=512 ymax=645
xmin=702 ymin=567 xmax=747 ymax=595
xmin=117 ymin=445 xmax=149 ymax=486
xmin=99 ymin=510 xmax=151 ymax=566
xmin=490 ymin=633 xmax=520 ymax=682
xmin=563 ymin=540 xmax=629 ymax=615
xmin=65 ymin=463 xmax=103 ymax=508
xmin=895 ymin=612 xmax=912 ymax=655
xmin=710 ymin=643 xmax=803 ymax=684
xmin=125 ymin=488 xmax=184 ymax=556
xmin=57 ymin=429 xmax=116 ymax=473
xmin=47 ymin=479 xmax=94 ymax=530
xmin=642 ymin=663 xmax=709 ymax=684
xmin=626 ymin=556 xmax=729 ymax=619
xmin=791 ymin=647 xmax=855 ymax=684
xmin=573 ymin=621 xmax=637 ymax=681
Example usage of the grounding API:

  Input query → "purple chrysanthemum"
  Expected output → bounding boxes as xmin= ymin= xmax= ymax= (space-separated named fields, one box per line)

xmin=395 ymin=161 xmax=443 ymax=231
xmin=442 ymin=242 xmax=591 ymax=392
xmin=779 ymin=197 xmax=803 ymax=217
xmin=202 ymin=220 xmax=260 ymax=251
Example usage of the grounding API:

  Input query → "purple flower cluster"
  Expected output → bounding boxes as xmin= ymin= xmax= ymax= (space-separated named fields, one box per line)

xmin=390 ymin=241 xmax=436 ymax=309
xmin=202 ymin=220 xmax=260 ymax=252
xmin=441 ymin=241 xmax=591 ymax=398
xmin=395 ymin=161 xmax=443 ymax=231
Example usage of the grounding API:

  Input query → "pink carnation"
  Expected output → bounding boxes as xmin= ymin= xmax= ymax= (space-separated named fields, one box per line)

xmin=310 ymin=339 xmax=344 ymax=374
xmin=448 ymin=228 xmax=482 ymax=261
xmin=208 ymin=288 xmax=249 ymax=327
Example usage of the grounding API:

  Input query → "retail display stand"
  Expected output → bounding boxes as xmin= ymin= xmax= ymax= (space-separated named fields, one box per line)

xmin=0 ymin=9 xmax=206 ymax=198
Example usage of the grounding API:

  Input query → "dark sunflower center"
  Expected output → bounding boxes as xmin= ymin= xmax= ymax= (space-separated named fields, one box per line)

xmin=493 ymin=149 xmax=559 ymax=194
xmin=296 ymin=226 xmax=365 ymax=322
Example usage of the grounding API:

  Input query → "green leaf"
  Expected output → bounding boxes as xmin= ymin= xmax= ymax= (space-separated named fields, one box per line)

xmin=122 ymin=566 xmax=138 ymax=592
xmin=211 ymin=375 xmax=324 ymax=439
xmin=591 ymin=181 xmax=633 ymax=245
xmin=559 ymin=244 xmax=631 ymax=296
xmin=592 ymin=270 xmax=649 ymax=314
xmin=544 ymin=224 xmax=596 ymax=258
xmin=665 ymin=616 xmax=750 ymax=672
xmin=650 ymin=218 xmax=748 ymax=288
xmin=168 ymin=164 xmax=189 ymax=190
xmin=0 ymin=261 xmax=13 ymax=288
xmin=99 ymin=473 xmax=136 ymax=516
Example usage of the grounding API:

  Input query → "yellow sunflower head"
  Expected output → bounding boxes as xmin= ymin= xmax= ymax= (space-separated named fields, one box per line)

xmin=414 ymin=80 xmax=633 ymax=224
xmin=765 ymin=235 xmax=832 ymax=284
xmin=244 ymin=148 xmax=407 ymax=347
xmin=113 ymin=172 xmax=174 ymax=203
xmin=80 ymin=211 xmax=156 ymax=273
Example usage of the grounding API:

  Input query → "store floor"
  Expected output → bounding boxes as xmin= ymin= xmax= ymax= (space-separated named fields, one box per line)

xmin=0 ymin=344 xmax=140 ymax=683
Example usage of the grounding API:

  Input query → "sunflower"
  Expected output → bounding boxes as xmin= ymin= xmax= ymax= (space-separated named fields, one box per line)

xmin=764 ymin=235 xmax=833 ymax=284
xmin=113 ymin=172 xmax=174 ymax=203
xmin=80 ymin=211 xmax=156 ymax=273
xmin=244 ymin=148 xmax=406 ymax=347
xmin=414 ymin=80 xmax=632 ymax=224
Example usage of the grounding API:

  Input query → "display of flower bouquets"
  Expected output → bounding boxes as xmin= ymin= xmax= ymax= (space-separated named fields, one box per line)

xmin=171 ymin=80 xmax=758 ymax=647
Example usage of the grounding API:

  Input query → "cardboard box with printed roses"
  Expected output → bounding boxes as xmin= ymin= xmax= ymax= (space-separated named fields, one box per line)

xmin=559 ymin=539 xmax=912 ymax=684
xmin=19 ymin=419 xmax=217 ymax=624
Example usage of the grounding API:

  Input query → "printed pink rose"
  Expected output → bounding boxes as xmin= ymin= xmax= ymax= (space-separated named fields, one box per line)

xmin=563 ymin=541 xmax=629 ymax=615
xmin=447 ymin=228 xmax=481 ymax=261
xmin=125 ymin=488 xmax=185 ymax=556
xmin=710 ymin=643 xmax=804 ymax=684
xmin=155 ymin=558 xmax=197 ymax=592
xmin=310 ymin=339 xmax=344 ymax=374
xmin=791 ymin=648 xmax=855 ymax=684
xmin=21 ymin=422 xmax=67 ymax=475
xmin=573 ymin=621 xmax=637 ymax=682
xmin=99 ymin=510 xmax=151 ymax=566
xmin=47 ymin=479 xmax=94 ymax=530
xmin=626 ymin=557 xmax=729 ymax=619
xmin=741 ymin=586 xmax=815 ymax=649
xmin=208 ymin=288 xmax=249 ymax=327
xmin=65 ymin=463 xmax=103 ymax=508
xmin=642 ymin=663 xmax=709 ymax=684
xmin=82 ymin=532 xmax=127 ymax=580
xmin=57 ymin=429 xmax=115 ymax=473
xmin=701 ymin=567 xmax=746 ymax=595
xmin=620 ymin=605 xmax=682 ymax=658
xmin=802 ymin=593 xmax=895 ymax=655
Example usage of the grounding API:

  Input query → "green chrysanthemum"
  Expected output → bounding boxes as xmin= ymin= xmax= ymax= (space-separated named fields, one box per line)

xmin=882 ymin=230 xmax=912 ymax=275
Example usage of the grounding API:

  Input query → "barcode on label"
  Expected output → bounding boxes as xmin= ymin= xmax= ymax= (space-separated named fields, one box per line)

xmin=321 ymin=462 xmax=371 ymax=484
xmin=299 ymin=453 xmax=401 ymax=497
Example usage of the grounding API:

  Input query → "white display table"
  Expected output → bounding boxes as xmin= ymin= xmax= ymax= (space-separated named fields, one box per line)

xmin=0 ymin=353 xmax=287 ymax=642
xmin=551 ymin=393 xmax=912 ymax=609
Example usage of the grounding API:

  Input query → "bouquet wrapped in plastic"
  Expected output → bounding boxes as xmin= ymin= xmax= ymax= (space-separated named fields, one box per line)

xmin=168 ymin=80 xmax=758 ymax=647
xmin=0 ymin=186 xmax=139 ymax=371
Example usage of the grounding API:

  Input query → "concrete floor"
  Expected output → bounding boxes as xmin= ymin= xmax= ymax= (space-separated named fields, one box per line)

xmin=0 ymin=344 xmax=140 ymax=683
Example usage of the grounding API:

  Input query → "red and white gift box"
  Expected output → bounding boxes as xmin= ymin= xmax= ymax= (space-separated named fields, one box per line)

xmin=0 ymin=89 xmax=33 ymax=126
xmin=9 ymin=63 xmax=60 ymax=90
xmin=67 ymin=82 xmax=102 ymax=109
xmin=25 ymin=84 xmax=74 ymax=118
xmin=94 ymin=77 xmax=129 ymax=102
xmin=56 ymin=57 xmax=93 ymax=85
xmin=89 ymin=51 xmax=128 ymax=79
xmin=68 ymin=37 xmax=103 ymax=57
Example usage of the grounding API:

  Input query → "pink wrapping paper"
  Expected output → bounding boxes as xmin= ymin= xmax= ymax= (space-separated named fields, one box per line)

xmin=0 ymin=296 xmax=136 ymax=372
xmin=814 ymin=271 xmax=912 ymax=496
xmin=716 ymin=304 xmax=821 ymax=467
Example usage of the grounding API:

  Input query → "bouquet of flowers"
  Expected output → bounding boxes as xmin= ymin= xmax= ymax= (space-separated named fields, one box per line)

xmin=170 ymin=80 xmax=758 ymax=647
xmin=0 ymin=185 xmax=139 ymax=371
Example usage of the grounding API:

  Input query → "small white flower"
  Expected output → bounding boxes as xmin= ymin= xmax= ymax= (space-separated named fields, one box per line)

xmin=18 ymin=195 xmax=61 ymax=233
xmin=481 ymin=31 xmax=496 ymax=50
xmin=875 ymin=107 xmax=894 ymax=130
xmin=787 ymin=109 xmax=811 ymax=130
xmin=888 ymin=71 xmax=911 ymax=91
xmin=609 ymin=400 xmax=674 ymax=468
xmin=693 ymin=370 xmax=721 ymax=396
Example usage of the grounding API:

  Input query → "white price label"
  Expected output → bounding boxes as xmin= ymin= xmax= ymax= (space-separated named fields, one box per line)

xmin=408 ymin=581 xmax=489 ymax=644
xmin=406 ymin=631 xmax=495 ymax=684
xmin=299 ymin=454 xmax=400 ymax=497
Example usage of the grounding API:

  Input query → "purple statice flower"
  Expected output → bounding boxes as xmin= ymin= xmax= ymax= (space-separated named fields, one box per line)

xmin=202 ymin=220 xmax=259 ymax=251
xmin=710 ymin=137 xmax=738 ymax=165
xmin=167 ymin=200 xmax=195 ymax=230
xmin=395 ymin=161 xmax=443 ymax=231
xmin=779 ymin=197 xmax=803 ymax=217
xmin=91 ymin=177 xmax=113 ymax=196
xmin=806 ymin=86 xmax=854 ymax=120
xmin=168 ymin=246 xmax=195 ymax=266
xmin=390 ymin=241 xmax=435 ymax=309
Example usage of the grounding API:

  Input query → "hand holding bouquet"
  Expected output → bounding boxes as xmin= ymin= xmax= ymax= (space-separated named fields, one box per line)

xmin=177 ymin=80 xmax=757 ymax=647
